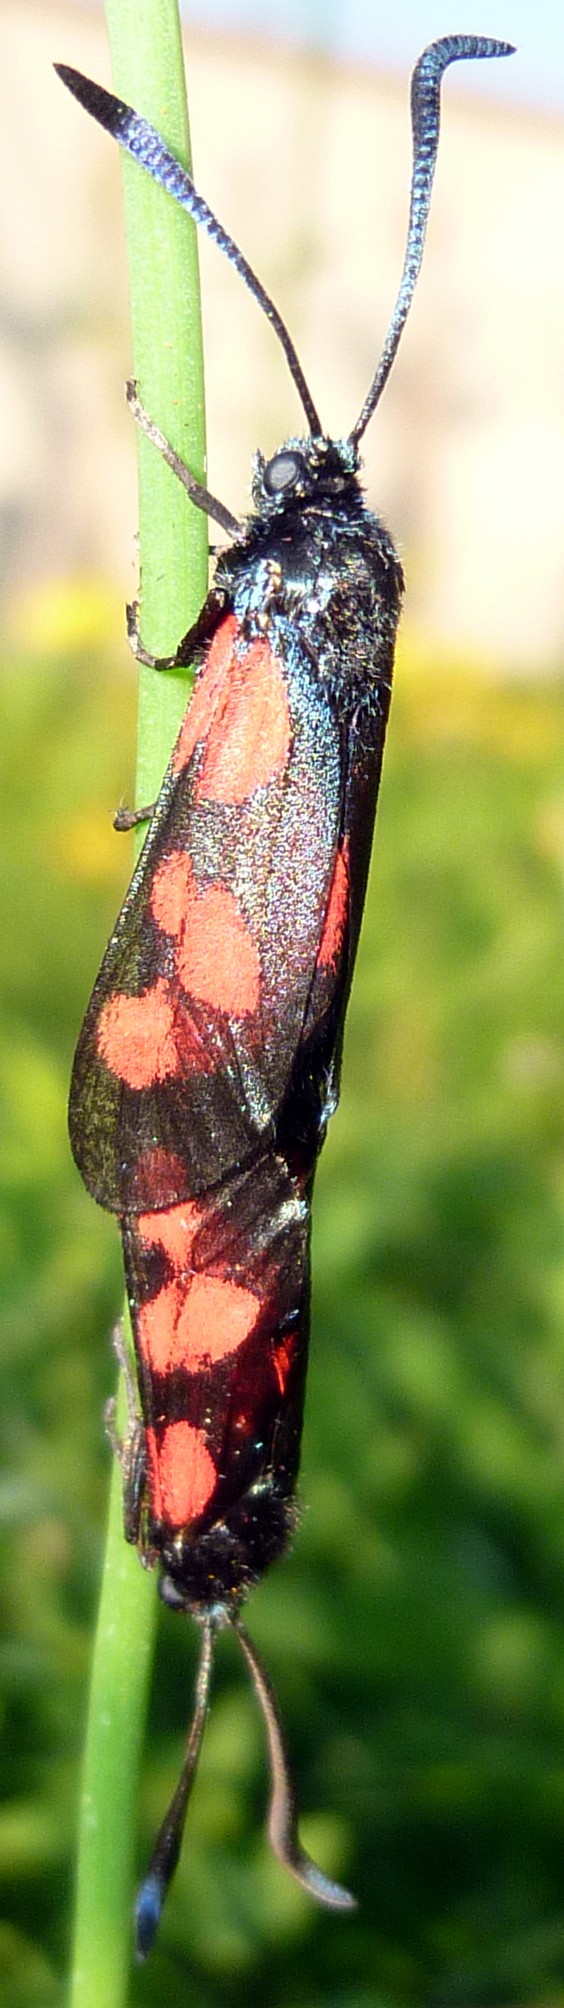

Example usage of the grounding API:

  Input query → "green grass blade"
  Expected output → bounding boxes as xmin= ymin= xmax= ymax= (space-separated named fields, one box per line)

xmin=70 ymin=2 xmax=208 ymax=2002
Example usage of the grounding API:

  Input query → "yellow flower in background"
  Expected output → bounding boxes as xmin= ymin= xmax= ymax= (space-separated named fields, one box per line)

xmin=395 ymin=632 xmax=562 ymax=763
xmin=6 ymin=578 xmax=120 ymax=657
xmin=51 ymin=808 xmax=125 ymax=886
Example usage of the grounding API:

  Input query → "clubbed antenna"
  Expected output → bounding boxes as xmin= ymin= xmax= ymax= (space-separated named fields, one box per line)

xmin=136 ymin=1610 xmax=353 ymax=1961
xmin=349 ymin=34 xmax=515 ymax=445
xmin=135 ymin=1616 xmax=214 ymax=1960
xmin=232 ymin=1615 xmax=356 ymax=1910
xmin=54 ymin=64 xmax=322 ymax=437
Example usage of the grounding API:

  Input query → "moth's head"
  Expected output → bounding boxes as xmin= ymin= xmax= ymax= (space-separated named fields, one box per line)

xmin=251 ymin=434 xmax=360 ymax=518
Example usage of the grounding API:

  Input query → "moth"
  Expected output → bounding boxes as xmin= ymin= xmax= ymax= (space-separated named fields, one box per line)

xmin=58 ymin=33 xmax=513 ymax=1956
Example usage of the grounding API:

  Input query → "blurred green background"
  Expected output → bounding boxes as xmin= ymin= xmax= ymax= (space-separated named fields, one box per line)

xmin=3 ymin=6 xmax=564 ymax=2004
xmin=2 ymin=596 xmax=564 ymax=2005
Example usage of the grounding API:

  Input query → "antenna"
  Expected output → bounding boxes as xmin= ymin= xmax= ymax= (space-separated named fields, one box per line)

xmin=135 ymin=1616 xmax=214 ymax=1960
xmin=55 ymin=64 xmax=321 ymax=437
xmin=349 ymin=34 xmax=515 ymax=445
xmin=57 ymin=39 xmax=515 ymax=454
xmin=134 ymin=1607 xmax=354 ymax=1958
xmin=233 ymin=1615 xmax=356 ymax=1910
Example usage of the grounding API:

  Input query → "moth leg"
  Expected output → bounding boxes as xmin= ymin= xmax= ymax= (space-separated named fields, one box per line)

xmin=125 ymin=598 xmax=176 ymax=673
xmin=126 ymin=380 xmax=241 ymax=539
xmin=125 ymin=585 xmax=228 ymax=674
xmin=115 ymin=583 xmax=232 ymax=829
xmin=107 ymin=1318 xmax=139 ymax=1433
xmin=104 ymin=1321 xmax=137 ymax=1460
xmin=113 ymin=801 xmax=156 ymax=833
xmin=105 ymin=1320 xmax=147 ymax=1544
xmin=120 ymin=1428 xmax=148 ymax=1547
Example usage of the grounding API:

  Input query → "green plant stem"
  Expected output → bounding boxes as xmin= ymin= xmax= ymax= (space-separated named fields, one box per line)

xmin=70 ymin=3 xmax=207 ymax=2003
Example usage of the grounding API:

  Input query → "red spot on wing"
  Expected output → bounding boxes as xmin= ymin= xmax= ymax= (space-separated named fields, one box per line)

xmin=138 ymin=1200 xmax=203 ymax=1268
xmin=176 ymin=1274 xmax=259 ymax=1364
xmin=177 ymin=881 xmax=261 ymax=1015
xmin=96 ymin=974 xmax=216 ymax=1087
xmin=138 ymin=1270 xmax=259 ymax=1375
xmin=146 ymin=1420 xmax=216 ymax=1527
xmin=197 ymin=638 xmax=291 ymax=803
xmin=171 ymin=618 xmax=290 ymax=802
xmin=172 ymin=615 xmax=238 ymax=775
xmin=150 ymin=854 xmax=261 ymax=1018
xmin=150 ymin=853 xmax=196 ymax=940
xmin=138 ymin=1281 xmax=181 ymax=1374
xmin=96 ymin=978 xmax=182 ymax=1088
xmin=318 ymin=844 xmax=349 ymax=970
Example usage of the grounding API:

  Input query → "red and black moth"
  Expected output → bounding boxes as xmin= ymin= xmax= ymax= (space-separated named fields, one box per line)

xmin=57 ymin=34 xmax=513 ymax=1958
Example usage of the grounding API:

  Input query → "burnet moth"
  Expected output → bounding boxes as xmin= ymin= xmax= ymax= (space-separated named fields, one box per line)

xmin=57 ymin=34 xmax=514 ymax=1958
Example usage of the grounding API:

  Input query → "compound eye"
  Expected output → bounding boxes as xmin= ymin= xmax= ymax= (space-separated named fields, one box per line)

xmin=263 ymin=450 xmax=305 ymax=496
